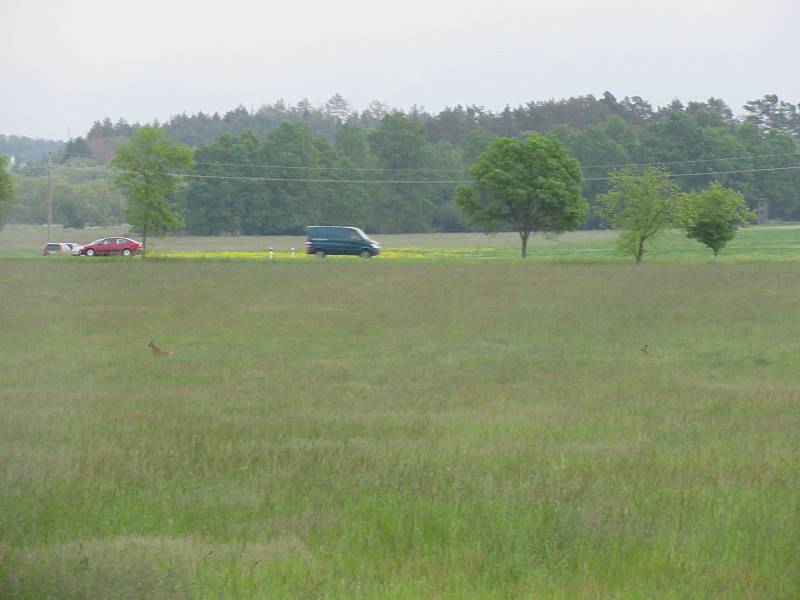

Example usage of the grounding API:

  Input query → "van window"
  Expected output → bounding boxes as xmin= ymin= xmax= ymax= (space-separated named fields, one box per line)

xmin=309 ymin=227 xmax=351 ymax=240
xmin=308 ymin=227 xmax=329 ymax=239
xmin=309 ymin=226 xmax=370 ymax=241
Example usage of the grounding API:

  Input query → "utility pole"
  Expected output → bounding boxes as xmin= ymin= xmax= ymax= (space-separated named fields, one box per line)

xmin=756 ymin=198 xmax=768 ymax=225
xmin=47 ymin=152 xmax=53 ymax=242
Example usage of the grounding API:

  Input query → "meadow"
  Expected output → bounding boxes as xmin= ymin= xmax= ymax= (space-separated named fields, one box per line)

xmin=1 ymin=227 xmax=799 ymax=598
xmin=4 ymin=223 xmax=800 ymax=261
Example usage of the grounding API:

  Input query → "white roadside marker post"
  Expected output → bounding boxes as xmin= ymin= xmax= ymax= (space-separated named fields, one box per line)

xmin=269 ymin=247 xmax=273 ymax=259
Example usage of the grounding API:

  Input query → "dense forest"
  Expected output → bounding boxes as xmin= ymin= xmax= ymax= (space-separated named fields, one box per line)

xmin=4 ymin=92 xmax=800 ymax=233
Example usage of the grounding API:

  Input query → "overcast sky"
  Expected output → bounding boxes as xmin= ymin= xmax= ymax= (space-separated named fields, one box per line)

xmin=2 ymin=0 xmax=798 ymax=140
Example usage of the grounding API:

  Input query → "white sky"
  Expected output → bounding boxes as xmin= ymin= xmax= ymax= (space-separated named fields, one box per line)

xmin=2 ymin=0 xmax=798 ymax=140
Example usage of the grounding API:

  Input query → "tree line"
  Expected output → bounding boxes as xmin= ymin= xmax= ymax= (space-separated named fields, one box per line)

xmin=2 ymin=92 xmax=800 ymax=233
xmin=0 ymin=124 xmax=767 ymax=263
xmin=105 ymin=127 xmax=759 ymax=260
xmin=5 ymin=158 xmax=126 ymax=229
xmin=0 ymin=135 xmax=64 ymax=163
xmin=61 ymin=92 xmax=800 ymax=153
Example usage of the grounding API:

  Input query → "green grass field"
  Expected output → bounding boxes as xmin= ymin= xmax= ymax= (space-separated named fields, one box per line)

xmin=4 ymin=223 xmax=800 ymax=261
xmin=1 ymin=228 xmax=799 ymax=598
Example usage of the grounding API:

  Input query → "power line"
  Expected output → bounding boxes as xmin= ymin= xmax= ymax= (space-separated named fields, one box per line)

xmin=185 ymin=165 xmax=800 ymax=184
xmin=60 ymin=152 xmax=96 ymax=158
xmin=58 ymin=149 xmax=800 ymax=174
xmin=56 ymin=165 xmax=468 ymax=184
xmin=54 ymin=163 xmax=800 ymax=184
xmin=193 ymin=160 xmax=465 ymax=173
xmin=195 ymin=151 xmax=800 ymax=173
xmin=178 ymin=173 xmax=468 ymax=184
xmin=584 ymin=165 xmax=800 ymax=181
xmin=59 ymin=151 xmax=466 ymax=173
xmin=580 ymin=151 xmax=800 ymax=169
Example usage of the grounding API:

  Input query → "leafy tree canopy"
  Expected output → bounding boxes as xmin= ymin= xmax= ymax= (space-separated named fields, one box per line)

xmin=6 ymin=91 xmax=800 ymax=233
xmin=111 ymin=126 xmax=193 ymax=254
xmin=598 ymin=167 xmax=681 ymax=263
xmin=456 ymin=133 xmax=586 ymax=257
xmin=676 ymin=182 xmax=755 ymax=256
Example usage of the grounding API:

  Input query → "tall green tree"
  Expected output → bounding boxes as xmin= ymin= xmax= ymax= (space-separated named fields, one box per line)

xmin=598 ymin=167 xmax=680 ymax=263
xmin=256 ymin=122 xmax=323 ymax=234
xmin=552 ymin=115 xmax=640 ymax=227
xmin=334 ymin=123 xmax=373 ymax=167
xmin=369 ymin=113 xmax=438 ymax=232
xmin=0 ymin=155 xmax=14 ymax=230
xmin=369 ymin=112 xmax=428 ymax=169
xmin=743 ymin=94 xmax=800 ymax=137
xmin=676 ymin=182 xmax=754 ymax=257
xmin=111 ymin=127 xmax=193 ymax=255
xmin=456 ymin=133 xmax=586 ymax=257
xmin=185 ymin=131 xmax=261 ymax=235
xmin=324 ymin=93 xmax=352 ymax=123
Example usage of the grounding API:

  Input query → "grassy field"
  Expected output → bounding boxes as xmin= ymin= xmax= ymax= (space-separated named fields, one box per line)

xmin=1 ymin=232 xmax=799 ymax=597
xmin=4 ymin=223 xmax=800 ymax=261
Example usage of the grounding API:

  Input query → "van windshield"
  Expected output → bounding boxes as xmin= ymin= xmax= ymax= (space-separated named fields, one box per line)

xmin=308 ymin=227 xmax=369 ymax=240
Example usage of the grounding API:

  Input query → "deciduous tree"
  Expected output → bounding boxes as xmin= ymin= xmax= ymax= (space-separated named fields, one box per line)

xmin=598 ymin=167 xmax=680 ymax=263
xmin=676 ymin=182 xmax=754 ymax=256
xmin=455 ymin=133 xmax=586 ymax=257
xmin=111 ymin=127 xmax=193 ymax=256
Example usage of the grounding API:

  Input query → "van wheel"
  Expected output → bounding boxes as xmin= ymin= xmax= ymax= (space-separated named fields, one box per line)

xmin=315 ymin=250 xmax=326 ymax=258
xmin=86 ymin=248 xmax=96 ymax=256
xmin=359 ymin=249 xmax=372 ymax=258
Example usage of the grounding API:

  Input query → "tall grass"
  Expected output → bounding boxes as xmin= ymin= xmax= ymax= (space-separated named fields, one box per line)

xmin=1 ymin=259 xmax=799 ymax=598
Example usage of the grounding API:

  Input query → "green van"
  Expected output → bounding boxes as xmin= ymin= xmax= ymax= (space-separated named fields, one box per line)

xmin=305 ymin=226 xmax=381 ymax=258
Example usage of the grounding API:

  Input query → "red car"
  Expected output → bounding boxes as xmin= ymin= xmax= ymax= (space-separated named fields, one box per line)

xmin=80 ymin=237 xmax=143 ymax=257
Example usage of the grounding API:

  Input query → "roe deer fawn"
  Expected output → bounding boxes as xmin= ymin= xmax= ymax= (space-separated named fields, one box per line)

xmin=148 ymin=341 xmax=173 ymax=356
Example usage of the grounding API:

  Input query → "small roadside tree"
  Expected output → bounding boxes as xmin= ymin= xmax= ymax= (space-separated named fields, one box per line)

xmin=0 ymin=155 xmax=14 ymax=230
xmin=455 ymin=133 xmax=586 ymax=257
xmin=598 ymin=167 xmax=680 ymax=263
xmin=676 ymin=182 xmax=755 ymax=257
xmin=111 ymin=127 xmax=193 ymax=256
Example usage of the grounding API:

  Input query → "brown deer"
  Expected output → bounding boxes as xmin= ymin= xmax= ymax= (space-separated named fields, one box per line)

xmin=148 ymin=341 xmax=173 ymax=356
xmin=640 ymin=344 xmax=657 ymax=358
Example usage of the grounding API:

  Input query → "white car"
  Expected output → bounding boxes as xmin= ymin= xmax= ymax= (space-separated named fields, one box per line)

xmin=41 ymin=242 xmax=82 ymax=256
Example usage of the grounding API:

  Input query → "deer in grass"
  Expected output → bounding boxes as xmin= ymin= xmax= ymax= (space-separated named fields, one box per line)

xmin=640 ymin=344 xmax=658 ymax=358
xmin=148 ymin=340 xmax=173 ymax=356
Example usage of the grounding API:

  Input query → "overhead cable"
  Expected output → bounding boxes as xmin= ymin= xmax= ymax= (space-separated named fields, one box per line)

xmin=54 ymin=164 xmax=800 ymax=184
xmin=56 ymin=165 xmax=468 ymax=184
xmin=57 ymin=150 xmax=800 ymax=174
xmin=585 ymin=165 xmax=800 ymax=181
